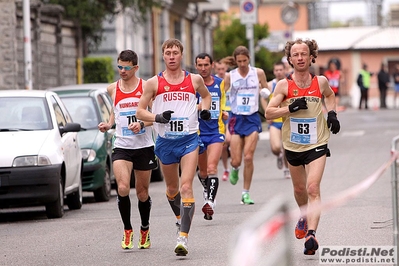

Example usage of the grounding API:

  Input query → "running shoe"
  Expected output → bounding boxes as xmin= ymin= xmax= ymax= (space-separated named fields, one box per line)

xmin=174 ymin=236 xmax=188 ymax=256
xmin=222 ymin=170 xmax=229 ymax=181
xmin=277 ymin=152 xmax=283 ymax=169
xmin=138 ymin=229 xmax=151 ymax=249
xmin=121 ymin=229 xmax=133 ymax=249
xmin=241 ymin=192 xmax=254 ymax=205
xmin=304 ymin=234 xmax=319 ymax=255
xmin=284 ymin=169 xmax=291 ymax=179
xmin=203 ymin=188 xmax=208 ymax=202
xmin=202 ymin=201 xmax=215 ymax=220
xmin=229 ymin=169 xmax=239 ymax=185
xmin=175 ymin=221 xmax=181 ymax=236
xmin=295 ymin=217 xmax=308 ymax=239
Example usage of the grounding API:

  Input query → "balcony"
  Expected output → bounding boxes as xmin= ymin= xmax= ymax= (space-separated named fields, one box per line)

xmin=198 ymin=0 xmax=230 ymax=12
xmin=182 ymin=0 xmax=210 ymax=3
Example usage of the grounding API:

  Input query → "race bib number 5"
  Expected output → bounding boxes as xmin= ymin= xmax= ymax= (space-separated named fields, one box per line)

xmin=210 ymin=96 xmax=220 ymax=119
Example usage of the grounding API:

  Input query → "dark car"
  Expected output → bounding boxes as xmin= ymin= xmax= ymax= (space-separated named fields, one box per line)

xmin=50 ymin=84 xmax=163 ymax=199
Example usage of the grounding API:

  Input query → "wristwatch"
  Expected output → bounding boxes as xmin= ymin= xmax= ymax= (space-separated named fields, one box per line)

xmin=139 ymin=121 xmax=145 ymax=130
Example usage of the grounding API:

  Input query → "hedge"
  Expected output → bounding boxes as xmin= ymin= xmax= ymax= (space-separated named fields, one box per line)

xmin=83 ymin=57 xmax=114 ymax=83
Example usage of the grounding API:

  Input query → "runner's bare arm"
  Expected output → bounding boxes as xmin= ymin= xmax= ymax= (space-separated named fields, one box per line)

xmin=265 ymin=79 xmax=290 ymax=120
xmin=98 ymin=83 xmax=116 ymax=132
xmin=137 ymin=76 xmax=158 ymax=122
xmin=193 ymin=74 xmax=211 ymax=111
xmin=319 ymin=76 xmax=336 ymax=112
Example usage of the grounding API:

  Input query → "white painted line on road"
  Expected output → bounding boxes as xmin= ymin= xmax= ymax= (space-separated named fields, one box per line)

xmin=259 ymin=131 xmax=270 ymax=140
xmin=341 ymin=130 xmax=365 ymax=137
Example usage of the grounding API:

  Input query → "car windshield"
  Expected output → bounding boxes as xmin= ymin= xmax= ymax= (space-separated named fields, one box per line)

xmin=61 ymin=97 xmax=100 ymax=129
xmin=0 ymin=97 xmax=51 ymax=131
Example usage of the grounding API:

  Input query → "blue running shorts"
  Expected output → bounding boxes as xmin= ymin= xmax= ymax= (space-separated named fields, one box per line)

xmin=155 ymin=133 xmax=202 ymax=165
xmin=268 ymin=121 xmax=283 ymax=130
xmin=228 ymin=112 xmax=262 ymax=137
xmin=199 ymin=133 xmax=225 ymax=154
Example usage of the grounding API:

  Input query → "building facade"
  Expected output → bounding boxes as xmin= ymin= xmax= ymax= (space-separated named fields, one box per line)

xmin=91 ymin=0 xmax=229 ymax=81
xmin=0 ymin=0 xmax=79 ymax=91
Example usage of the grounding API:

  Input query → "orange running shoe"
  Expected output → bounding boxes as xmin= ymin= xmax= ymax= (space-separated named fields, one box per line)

xmin=295 ymin=217 xmax=308 ymax=239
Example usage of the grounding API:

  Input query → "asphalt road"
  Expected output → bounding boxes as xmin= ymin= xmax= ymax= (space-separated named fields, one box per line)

xmin=1 ymin=107 xmax=398 ymax=266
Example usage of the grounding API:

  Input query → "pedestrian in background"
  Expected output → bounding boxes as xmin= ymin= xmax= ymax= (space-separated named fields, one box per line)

xmin=377 ymin=63 xmax=390 ymax=109
xmin=357 ymin=63 xmax=373 ymax=110
xmin=393 ymin=64 xmax=399 ymax=108
xmin=324 ymin=59 xmax=342 ymax=108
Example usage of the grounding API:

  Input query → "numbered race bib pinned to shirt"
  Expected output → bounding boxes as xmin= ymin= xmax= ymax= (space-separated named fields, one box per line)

xmin=164 ymin=116 xmax=190 ymax=139
xmin=289 ymin=117 xmax=317 ymax=145
xmin=120 ymin=110 xmax=145 ymax=136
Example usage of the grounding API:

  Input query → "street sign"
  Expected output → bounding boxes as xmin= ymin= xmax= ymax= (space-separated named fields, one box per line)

xmin=240 ymin=0 xmax=258 ymax=25
xmin=281 ymin=2 xmax=299 ymax=25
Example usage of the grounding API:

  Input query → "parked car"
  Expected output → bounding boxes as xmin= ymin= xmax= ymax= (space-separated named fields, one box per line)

xmin=0 ymin=90 xmax=83 ymax=218
xmin=50 ymin=84 xmax=116 ymax=202
xmin=50 ymin=84 xmax=163 ymax=198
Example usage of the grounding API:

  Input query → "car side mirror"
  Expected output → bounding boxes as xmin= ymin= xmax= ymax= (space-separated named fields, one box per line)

xmin=60 ymin=122 xmax=81 ymax=135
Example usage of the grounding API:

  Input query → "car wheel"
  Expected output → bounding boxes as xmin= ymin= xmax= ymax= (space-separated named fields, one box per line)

xmin=45 ymin=178 xmax=64 ymax=219
xmin=130 ymin=171 xmax=136 ymax=188
xmin=67 ymin=173 xmax=83 ymax=210
xmin=93 ymin=164 xmax=111 ymax=202
xmin=150 ymin=166 xmax=164 ymax=182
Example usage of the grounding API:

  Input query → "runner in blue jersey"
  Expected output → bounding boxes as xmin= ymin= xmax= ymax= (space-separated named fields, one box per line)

xmin=195 ymin=53 xmax=228 ymax=220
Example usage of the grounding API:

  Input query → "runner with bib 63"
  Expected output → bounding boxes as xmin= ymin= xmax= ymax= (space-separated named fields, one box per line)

xmin=265 ymin=38 xmax=340 ymax=256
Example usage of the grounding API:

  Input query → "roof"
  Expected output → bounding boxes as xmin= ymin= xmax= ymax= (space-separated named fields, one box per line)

xmin=48 ymin=84 xmax=108 ymax=97
xmin=0 ymin=89 xmax=50 ymax=97
xmin=49 ymin=83 xmax=109 ymax=91
xmin=292 ymin=26 xmax=399 ymax=51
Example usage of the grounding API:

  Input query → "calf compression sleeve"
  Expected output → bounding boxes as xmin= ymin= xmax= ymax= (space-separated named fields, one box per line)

xmin=117 ymin=194 xmax=132 ymax=230
xmin=138 ymin=196 xmax=152 ymax=229
xmin=166 ymin=191 xmax=181 ymax=219
xmin=180 ymin=198 xmax=195 ymax=236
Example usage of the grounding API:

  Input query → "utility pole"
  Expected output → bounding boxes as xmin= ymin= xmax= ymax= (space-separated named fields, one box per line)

xmin=23 ymin=0 xmax=32 ymax=90
xmin=240 ymin=0 xmax=258 ymax=67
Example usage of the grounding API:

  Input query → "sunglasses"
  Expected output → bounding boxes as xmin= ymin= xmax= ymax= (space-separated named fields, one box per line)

xmin=117 ymin=65 xmax=136 ymax=71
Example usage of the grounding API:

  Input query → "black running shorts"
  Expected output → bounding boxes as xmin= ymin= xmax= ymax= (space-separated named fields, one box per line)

xmin=285 ymin=144 xmax=330 ymax=166
xmin=112 ymin=146 xmax=158 ymax=171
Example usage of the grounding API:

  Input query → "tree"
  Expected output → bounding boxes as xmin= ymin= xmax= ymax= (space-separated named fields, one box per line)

xmin=213 ymin=13 xmax=283 ymax=76
xmin=44 ymin=0 xmax=160 ymax=55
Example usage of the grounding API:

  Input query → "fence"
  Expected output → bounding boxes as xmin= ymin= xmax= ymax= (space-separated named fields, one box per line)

xmin=230 ymin=135 xmax=399 ymax=265
xmin=0 ymin=0 xmax=80 ymax=91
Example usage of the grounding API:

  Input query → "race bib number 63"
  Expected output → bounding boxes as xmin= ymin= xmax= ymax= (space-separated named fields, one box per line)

xmin=290 ymin=117 xmax=317 ymax=144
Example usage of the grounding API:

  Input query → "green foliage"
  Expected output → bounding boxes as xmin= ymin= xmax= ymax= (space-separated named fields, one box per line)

xmin=45 ymin=0 xmax=160 ymax=54
xmin=213 ymin=14 xmax=283 ymax=75
xmin=83 ymin=57 xmax=114 ymax=83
